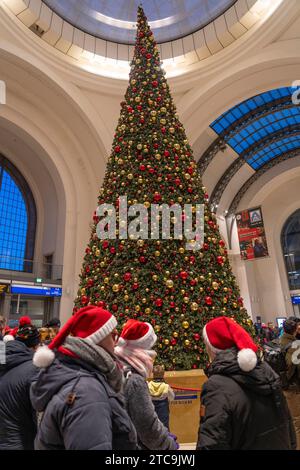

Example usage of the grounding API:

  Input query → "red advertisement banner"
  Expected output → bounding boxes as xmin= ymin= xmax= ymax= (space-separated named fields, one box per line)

xmin=236 ymin=207 xmax=269 ymax=260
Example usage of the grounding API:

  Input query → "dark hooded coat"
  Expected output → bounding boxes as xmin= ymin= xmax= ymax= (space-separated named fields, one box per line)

xmin=197 ymin=348 xmax=296 ymax=450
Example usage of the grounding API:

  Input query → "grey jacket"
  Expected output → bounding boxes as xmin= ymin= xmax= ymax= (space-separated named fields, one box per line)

xmin=30 ymin=353 xmax=137 ymax=450
xmin=123 ymin=369 xmax=177 ymax=450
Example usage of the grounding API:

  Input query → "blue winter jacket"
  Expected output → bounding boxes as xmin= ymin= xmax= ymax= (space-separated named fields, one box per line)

xmin=30 ymin=353 xmax=137 ymax=450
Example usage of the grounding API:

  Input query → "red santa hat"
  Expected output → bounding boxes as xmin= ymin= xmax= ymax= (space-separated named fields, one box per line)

xmin=33 ymin=305 xmax=117 ymax=368
xmin=3 ymin=326 xmax=18 ymax=343
xmin=203 ymin=316 xmax=258 ymax=372
xmin=117 ymin=319 xmax=157 ymax=350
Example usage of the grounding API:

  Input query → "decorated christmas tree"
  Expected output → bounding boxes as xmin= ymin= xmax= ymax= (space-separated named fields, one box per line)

xmin=74 ymin=6 xmax=254 ymax=370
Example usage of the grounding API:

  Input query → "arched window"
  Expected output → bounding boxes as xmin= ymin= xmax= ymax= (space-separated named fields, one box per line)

xmin=281 ymin=209 xmax=300 ymax=290
xmin=0 ymin=155 xmax=36 ymax=271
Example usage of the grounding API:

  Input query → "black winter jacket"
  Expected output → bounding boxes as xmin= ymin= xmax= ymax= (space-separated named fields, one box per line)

xmin=0 ymin=340 xmax=38 ymax=449
xmin=197 ymin=348 xmax=296 ymax=450
xmin=30 ymin=354 xmax=137 ymax=450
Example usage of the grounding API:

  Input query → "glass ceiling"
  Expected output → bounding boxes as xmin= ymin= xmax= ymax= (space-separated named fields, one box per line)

xmin=42 ymin=0 xmax=237 ymax=44
xmin=210 ymin=87 xmax=300 ymax=170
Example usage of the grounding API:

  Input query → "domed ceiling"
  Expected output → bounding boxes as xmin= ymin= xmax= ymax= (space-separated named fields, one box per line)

xmin=42 ymin=0 xmax=237 ymax=44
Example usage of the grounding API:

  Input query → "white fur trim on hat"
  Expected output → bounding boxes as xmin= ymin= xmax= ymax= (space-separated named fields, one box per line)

xmin=3 ymin=335 xmax=14 ymax=343
xmin=86 ymin=315 xmax=117 ymax=345
xmin=118 ymin=322 xmax=157 ymax=350
xmin=202 ymin=325 xmax=221 ymax=355
xmin=33 ymin=345 xmax=56 ymax=368
xmin=237 ymin=348 xmax=257 ymax=372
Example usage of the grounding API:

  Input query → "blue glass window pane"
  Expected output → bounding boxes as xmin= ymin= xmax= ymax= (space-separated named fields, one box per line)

xmin=0 ymin=170 xmax=28 ymax=271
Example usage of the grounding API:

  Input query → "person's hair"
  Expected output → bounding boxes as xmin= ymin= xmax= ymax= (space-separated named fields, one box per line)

xmin=44 ymin=317 xmax=61 ymax=328
xmin=283 ymin=319 xmax=297 ymax=335
xmin=0 ymin=315 xmax=5 ymax=329
xmin=153 ymin=364 xmax=165 ymax=379
xmin=288 ymin=316 xmax=300 ymax=324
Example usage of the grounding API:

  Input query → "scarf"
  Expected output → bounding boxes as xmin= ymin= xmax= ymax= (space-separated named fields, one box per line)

xmin=62 ymin=336 xmax=124 ymax=393
xmin=115 ymin=344 xmax=156 ymax=378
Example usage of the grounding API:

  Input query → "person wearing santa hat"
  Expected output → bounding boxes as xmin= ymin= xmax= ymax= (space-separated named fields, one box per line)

xmin=197 ymin=316 xmax=296 ymax=450
xmin=115 ymin=319 xmax=178 ymax=450
xmin=30 ymin=306 xmax=137 ymax=450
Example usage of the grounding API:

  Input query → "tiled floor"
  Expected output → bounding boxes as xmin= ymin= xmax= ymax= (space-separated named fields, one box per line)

xmin=179 ymin=442 xmax=196 ymax=450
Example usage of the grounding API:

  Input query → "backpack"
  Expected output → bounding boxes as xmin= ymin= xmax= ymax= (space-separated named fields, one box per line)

xmin=263 ymin=339 xmax=292 ymax=389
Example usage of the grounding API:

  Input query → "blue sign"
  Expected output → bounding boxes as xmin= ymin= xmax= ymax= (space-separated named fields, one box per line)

xmin=11 ymin=285 xmax=62 ymax=297
xmin=292 ymin=296 xmax=300 ymax=305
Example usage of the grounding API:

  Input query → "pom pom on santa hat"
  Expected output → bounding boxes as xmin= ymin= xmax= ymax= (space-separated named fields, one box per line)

xmin=19 ymin=316 xmax=32 ymax=327
xmin=203 ymin=316 xmax=258 ymax=372
xmin=33 ymin=306 xmax=117 ymax=368
xmin=117 ymin=319 xmax=157 ymax=350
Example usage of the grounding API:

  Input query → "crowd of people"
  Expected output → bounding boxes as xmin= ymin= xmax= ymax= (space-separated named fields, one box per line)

xmin=0 ymin=309 xmax=299 ymax=450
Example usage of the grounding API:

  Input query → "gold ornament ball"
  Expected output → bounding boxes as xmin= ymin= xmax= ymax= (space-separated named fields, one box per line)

xmin=164 ymin=339 xmax=170 ymax=346
xmin=104 ymin=277 xmax=109 ymax=284
xmin=81 ymin=288 xmax=86 ymax=295
xmin=124 ymin=295 xmax=129 ymax=302
xmin=179 ymin=247 xmax=185 ymax=254
xmin=173 ymin=332 xmax=178 ymax=338
xmin=135 ymin=305 xmax=141 ymax=312
xmin=155 ymin=251 xmax=160 ymax=257
xmin=166 ymin=279 xmax=174 ymax=288
xmin=191 ymin=302 xmax=199 ymax=311
xmin=145 ymin=308 xmax=151 ymax=314
xmin=152 ymin=275 xmax=158 ymax=281
xmin=184 ymin=340 xmax=190 ymax=347
xmin=212 ymin=282 xmax=219 ymax=290
xmin=183 ymin=297 xmax=189 ymax=304
xmin=182 ymin=321 xmax=189 ymax=329
xmin=127 ymin=173 xmax=133 ymax=180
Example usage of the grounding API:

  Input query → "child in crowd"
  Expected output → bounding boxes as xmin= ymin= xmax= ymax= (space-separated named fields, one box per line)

xmin=148 ymin=365 xmax=175 ymax=430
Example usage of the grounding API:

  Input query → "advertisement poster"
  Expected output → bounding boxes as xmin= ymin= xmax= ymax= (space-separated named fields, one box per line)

xmin=236 ymin=207 xmax=269 ymax=260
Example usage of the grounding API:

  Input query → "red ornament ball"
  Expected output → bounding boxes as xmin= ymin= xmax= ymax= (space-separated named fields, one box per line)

xmin=115 ymin=145 xmax=121 ymax=153
xmin=123 ymin=272 xmax=132 ymax=282
xmin=205 ymin=296 xmax=213 ymax=306
xmin=155 ymin=298 xmax=163 ymax=307
xmin=179 ymin=271 xmax=188 ymax=280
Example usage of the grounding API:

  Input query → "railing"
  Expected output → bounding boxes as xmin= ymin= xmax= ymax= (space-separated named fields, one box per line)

xmin=0 ymin=255 xmax=63 ymax=284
